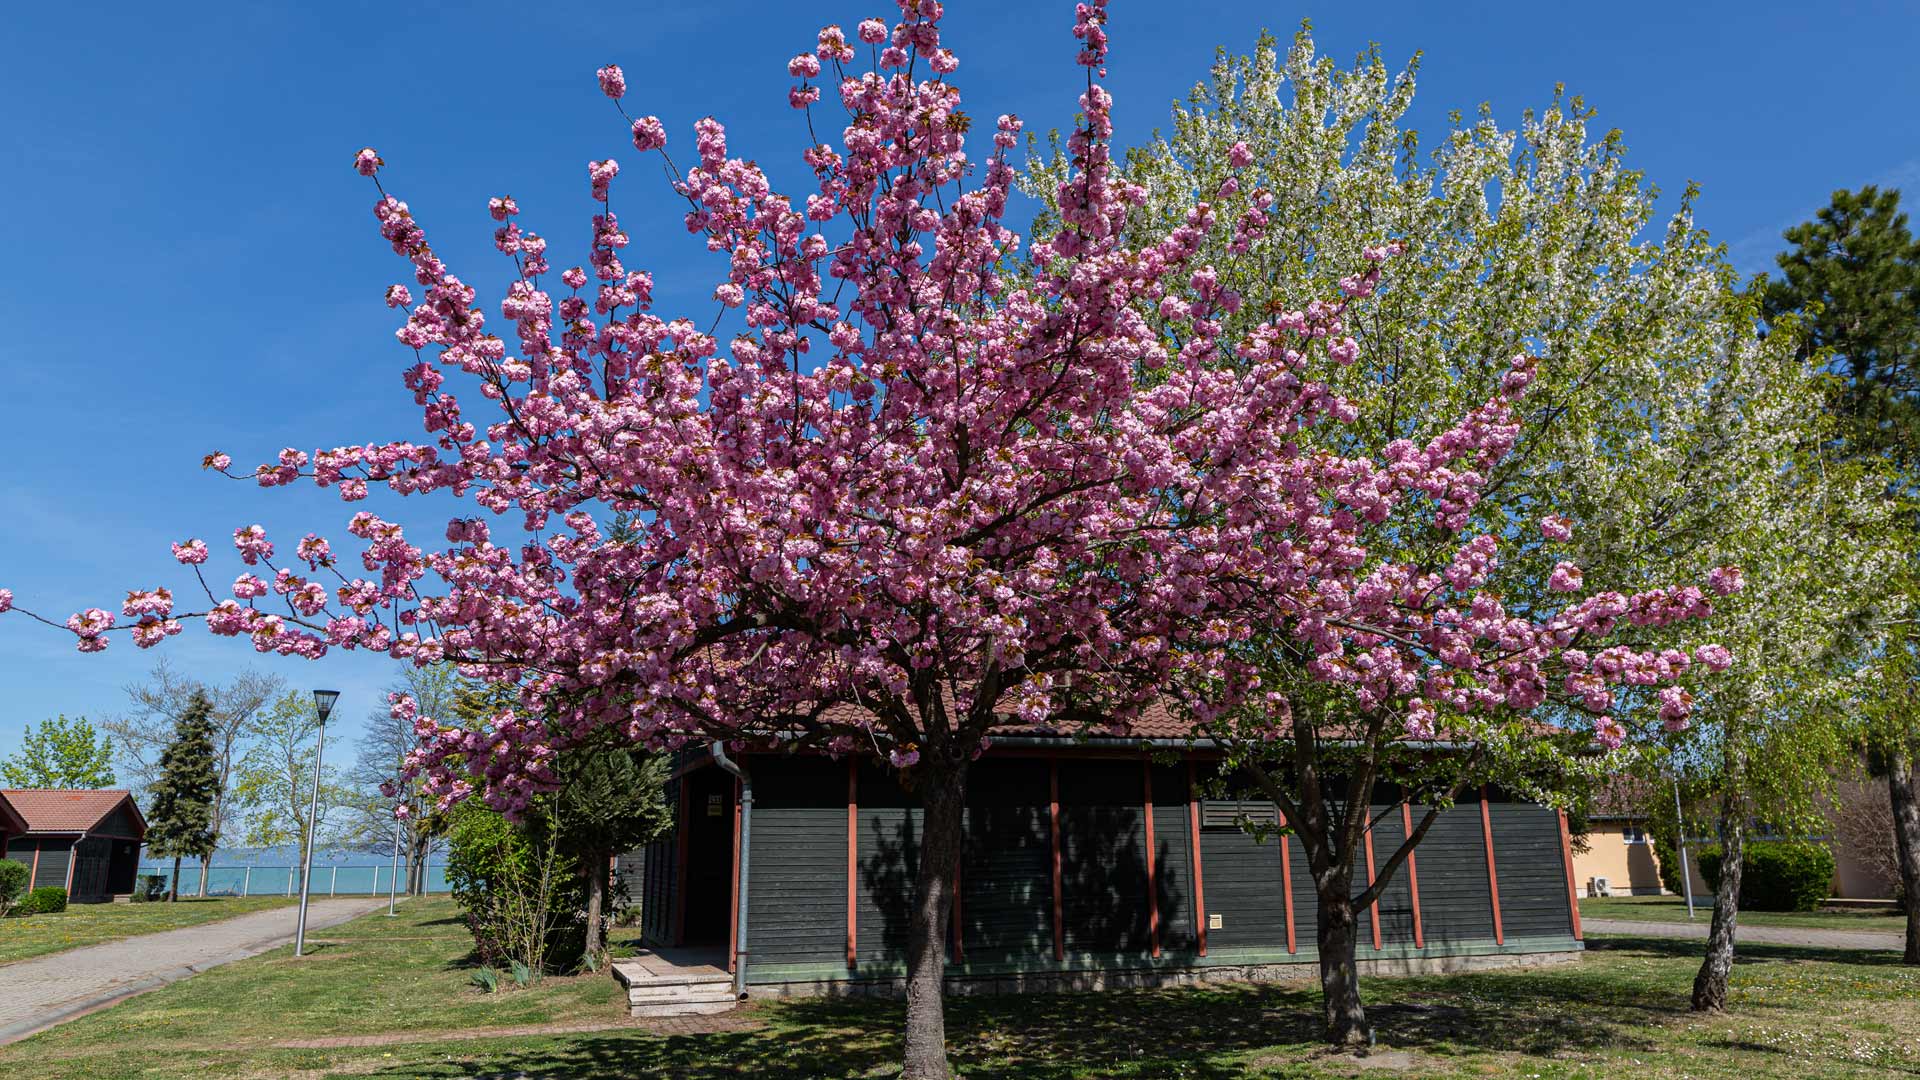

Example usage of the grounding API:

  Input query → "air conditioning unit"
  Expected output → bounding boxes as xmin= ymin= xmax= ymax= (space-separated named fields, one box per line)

xmin=1588 ymin=876 xmax=1613 ymax=898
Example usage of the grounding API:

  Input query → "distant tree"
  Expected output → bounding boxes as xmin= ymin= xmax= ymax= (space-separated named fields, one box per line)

xmin=1763 ymin=185 xmax=1920 ymax=470
xmin=144 ymin=692 xmax=222 ymax=901
xmin=548 ymin=746 xmax=671 ymax=966
xmin=101 ymin=663 xmax=284 ymax=898
xmin=231 ymin=691 xmax=354 ymax=871
xmin=0 ymin=715 xmax=116 ymax=789
xmin=345 ymin=665 xmax=463 ymax=894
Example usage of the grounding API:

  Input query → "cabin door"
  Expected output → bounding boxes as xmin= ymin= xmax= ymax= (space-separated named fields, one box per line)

xmin=681 ymin=767 xmax=737 ymax=947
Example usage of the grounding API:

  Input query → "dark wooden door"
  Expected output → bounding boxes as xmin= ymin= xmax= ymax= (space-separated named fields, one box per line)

xmin=682 ymin=768 xmax=736 ymax=946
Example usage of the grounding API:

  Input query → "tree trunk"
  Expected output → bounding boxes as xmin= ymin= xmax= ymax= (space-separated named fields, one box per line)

xmin=168 ymin=856 xmax=182 ymax=903
xmin=901 ymin=760 xmax=965 ymax=1080
xmin=1887 ymin=750 xmax=1920 ymax=965
xmin=197 ymin=855 xmax=211 ymax=899
xmin=1316 ymin=881 xmax=1371 ymax=1048
xmin=1691 ymin=803 xmax=1744 ymax=1012
xmin=584 ymin=849 xmax=608 ymax=966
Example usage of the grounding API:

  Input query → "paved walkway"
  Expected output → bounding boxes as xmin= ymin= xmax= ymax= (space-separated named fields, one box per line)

xmin=0 ymin=897 xmax=390 ymax=1046
xmin=1586 ymin=917 xmax=1904 ymax=952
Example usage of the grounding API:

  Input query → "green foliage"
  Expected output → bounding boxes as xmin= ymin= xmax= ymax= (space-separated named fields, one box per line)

xmin=0 ymin=714 xmax=115 ymax=788
xmin=1762 ymin=185 xmax=1920 ymax=474
xmin=131 ymin=873 xmax=168 ymax=902
xmin=231 ymin=691 xmax=353 ymax=862
xmin=1652 ymin=835 xmax=1688 ymax=898
xmin=443 ymin=799 xmax=585 ymax=973
xmin=145 ymin=691 xmax=222 ymax=864
xmin=0 ymin=860 xmax=28 ymax=916
xmin=551 ymin=747 xmax=671 ymax=862
xmin=468 ymin=967 xmax=500 ymax=994
xmin=1695 ymin=841 xmax=1836 ymax=912
xmin=19 ymin=885 xmax=69 ymax=915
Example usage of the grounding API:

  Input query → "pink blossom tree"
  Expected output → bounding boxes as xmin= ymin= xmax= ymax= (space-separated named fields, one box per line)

xmin=0 ymin=2 xmax=1732 ymax=1073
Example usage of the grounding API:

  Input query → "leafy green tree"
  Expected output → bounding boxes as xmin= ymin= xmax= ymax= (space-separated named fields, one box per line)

xmin=1026 ymin=27 xmax=1898 ymax=1036
xmin=231 ymin=691 xmax=353 ymax=870
xmin=0 ymin=715 xmax=115 ymax=788
xmin=144 ymin=692 xmax=222 ymax=901
xmin=549 ymin=745 xmax=671 ymax=966
xmin=1763 ymin=186 xmax=1920 ymax=966
xmin=345 ymin=665 xmax=464 ymax=894
xmin=1762 ymin=185 xmax=1920 ymax=470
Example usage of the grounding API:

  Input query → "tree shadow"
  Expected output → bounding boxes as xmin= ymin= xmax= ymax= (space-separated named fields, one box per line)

xmin=1584 ymin=933 xmax=1908 ymax=967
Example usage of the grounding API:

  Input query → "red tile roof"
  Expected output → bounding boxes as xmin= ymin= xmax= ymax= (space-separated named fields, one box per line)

xmin=0 ymin=790 xmax=145 ymax=836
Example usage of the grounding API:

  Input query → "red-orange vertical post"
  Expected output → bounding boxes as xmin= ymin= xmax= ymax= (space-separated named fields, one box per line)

xmin=846 ymin=758 xmax=858 ymax=969
xmin=1480 ymin=786 xmax=1504 ymax=945
xmin=1401 ymin=803 xmax=1425 ymax=949
xmin=1558 ymin=808 xmax=1584 ymax=940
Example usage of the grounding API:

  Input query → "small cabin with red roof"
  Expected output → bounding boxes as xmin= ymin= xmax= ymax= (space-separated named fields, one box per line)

xmin=0 ymin=789 xmax=147 ymax=902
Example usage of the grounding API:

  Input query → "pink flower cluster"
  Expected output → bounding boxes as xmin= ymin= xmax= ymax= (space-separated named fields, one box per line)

xmin=0 ymin=2 xmax=1741 ymax=810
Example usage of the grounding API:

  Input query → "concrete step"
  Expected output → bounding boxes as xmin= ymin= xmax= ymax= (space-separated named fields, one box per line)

xmin=613 ymin=956 xmax=738 ymax=1018
xmin=630 ymin=996 xmax=738 ymax=1018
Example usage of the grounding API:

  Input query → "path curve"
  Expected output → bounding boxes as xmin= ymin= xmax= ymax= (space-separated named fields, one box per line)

xmin=0 ymin=897 xmax=390 ymax=1046
xmin=1585 ymin=917 xmax=1903 ymax=952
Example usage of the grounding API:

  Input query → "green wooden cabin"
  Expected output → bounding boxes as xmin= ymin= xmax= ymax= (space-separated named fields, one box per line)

xmin=627 ymin=738 xmax=1585 ymax=997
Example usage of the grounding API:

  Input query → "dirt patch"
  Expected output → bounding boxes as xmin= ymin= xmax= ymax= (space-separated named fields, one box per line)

xmin=1249 ymin=1047 xmax=1432 ymax=1073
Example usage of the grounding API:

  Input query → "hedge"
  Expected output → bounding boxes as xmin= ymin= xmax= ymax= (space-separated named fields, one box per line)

xmin=1695 ymin=841 xmax=1834 ymax=912
xmin=0 ymin=860 xmax=27 ymax=916
xmin=18 ymin=885 xmax=70 ymax=915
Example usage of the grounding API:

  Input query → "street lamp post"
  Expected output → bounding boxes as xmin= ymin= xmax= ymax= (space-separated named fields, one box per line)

xmin=294 ymin=689 xmax=339 ymax=957
xmin=387 ymin=820 xmax=401 ymax=916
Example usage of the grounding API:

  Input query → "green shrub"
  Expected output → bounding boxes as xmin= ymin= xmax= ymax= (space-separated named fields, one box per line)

xmin=19 ymin=886 xmax=69 ymax=915
xmin=444 ymin=801 xmax=586 ymax=974
xmin=0 ymin=860 xmax=28 ymax=916
xmin=1695 ymin=841 xmax=1835 ymax=912
xmin=132 ymin=874 xmax=168 ymax=902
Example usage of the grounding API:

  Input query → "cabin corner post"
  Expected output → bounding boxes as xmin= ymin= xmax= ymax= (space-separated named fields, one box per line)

xmin=1143 ymin=760 xmax=1160 ymax=958
xmin=1558 ymin=807 xmax=1583 ymax=940
xmin=1480 ymin=786 xmax=1504 ymax=945
xmin=846 ymin=758 xmax=858 ymax=969
xmin=1049 ymin=756 xmax=1064 ymax=962
xmin=1401 ymin=802 xmax=1424 ymax=948
xmin=1278 ymin=808 xmax=1296 ymax=954
xmin=1363 ymin=826 xmax=1382 ymax=951
xmin=1186 ymin=759 xmax=1207 ymax=957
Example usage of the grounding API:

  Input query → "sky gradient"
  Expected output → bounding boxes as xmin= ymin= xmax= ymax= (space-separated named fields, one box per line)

xmin=2 ymin=0 xmax=1916 ymax=766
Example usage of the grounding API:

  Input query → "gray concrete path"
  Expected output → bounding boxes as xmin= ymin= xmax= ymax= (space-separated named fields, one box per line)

xmin=0 ymin=897 xmax=389 ymax=1046
xmin=1586 ymin=917 xmax=1904 ymax=952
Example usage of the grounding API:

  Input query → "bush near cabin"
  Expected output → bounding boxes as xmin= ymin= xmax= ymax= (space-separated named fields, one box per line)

xmin=1696 ymin=841 xmax=1835 ymax=912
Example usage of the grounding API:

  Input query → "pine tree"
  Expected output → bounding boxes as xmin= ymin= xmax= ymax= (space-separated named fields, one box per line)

xmin=1763 ymin=185 xmax=1920 ymax=471
xmin=548 ymin=746 xmax=671 ymax=966
xmin=144 ymin=690 xmax=222 ymax=901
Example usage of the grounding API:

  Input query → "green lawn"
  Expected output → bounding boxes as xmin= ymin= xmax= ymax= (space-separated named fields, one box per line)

xmin=1581 ymin=894 xmax=1909 ymax=934
xmin=0 ymin=896 xmax=299 ymax=965
xmin=2 ymin=898 xmax=1916 ymax=1079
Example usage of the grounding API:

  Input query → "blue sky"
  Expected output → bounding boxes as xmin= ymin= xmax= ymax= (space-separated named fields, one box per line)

xmin=2 ymin=0 xmax=1916 ymax=768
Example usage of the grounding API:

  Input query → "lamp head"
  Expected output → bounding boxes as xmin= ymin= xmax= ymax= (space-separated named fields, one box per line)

xmin=312 ymin=689 xmax=341 ymax=724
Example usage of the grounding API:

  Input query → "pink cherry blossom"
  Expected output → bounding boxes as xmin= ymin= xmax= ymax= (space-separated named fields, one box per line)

xmin=1540 ymin=514 xmax=1573 ymax=541
xmin=1548 ymin=561 xmax=1585 ymax=593
xmin=1708 ymin=565 xmax=1745 ymax=595
xmin=595 ymin=64 xmax=626 ymax=100
xmin=354 ymin=148 xmax=383 ymax=176
xmin=171 ymin=539 xmax=209 ymax=565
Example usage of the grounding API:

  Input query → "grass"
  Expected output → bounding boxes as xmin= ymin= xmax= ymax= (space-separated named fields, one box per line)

xmin=2 ymin=897 xmax=1916 ymax=1079
xmin=0 ymin=896 xmax=298 ymax=965
xmin=1581 ymin=894 xmax=1909 ymax=934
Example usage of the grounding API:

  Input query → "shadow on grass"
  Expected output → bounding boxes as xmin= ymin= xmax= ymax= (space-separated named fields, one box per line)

xmin=349 ymin=972 xmax=1668 ymax=1080
xmin=1586 ymin=934 xmax=1907 ymax=967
